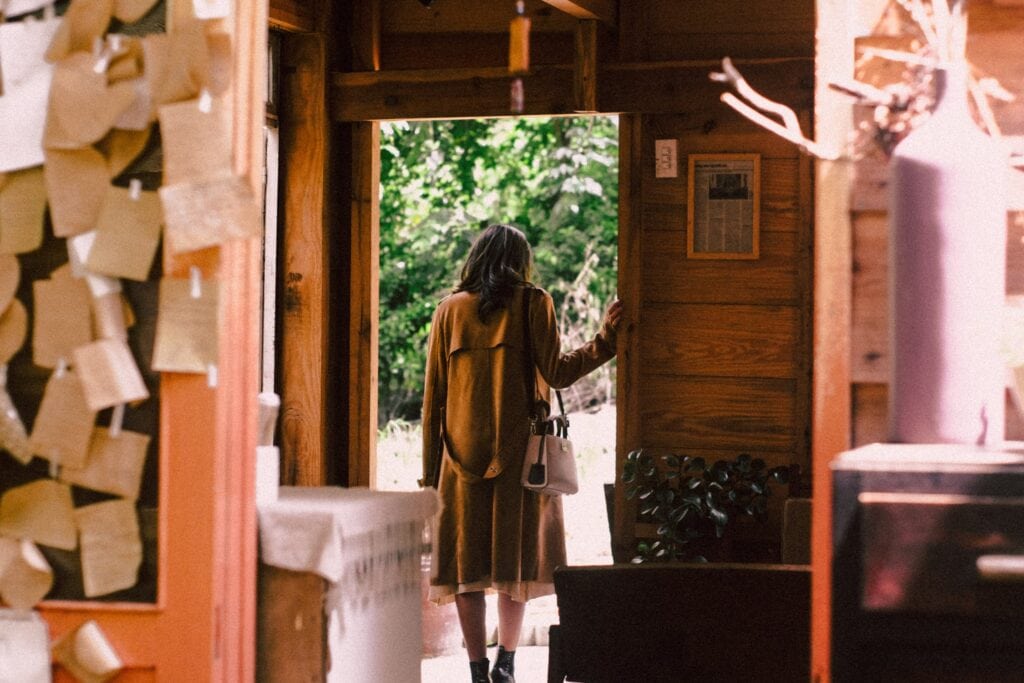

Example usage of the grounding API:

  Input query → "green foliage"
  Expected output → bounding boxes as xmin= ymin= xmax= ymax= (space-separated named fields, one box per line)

xmin=622 ymin=450 xmax=791 ymax=563
xmin=379 ymin=116 xmax=620 ymax=424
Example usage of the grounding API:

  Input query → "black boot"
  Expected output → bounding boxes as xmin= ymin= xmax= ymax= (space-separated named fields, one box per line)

xmin=469 ymin=658 xmax=490 ymax=683
xmin=490 ymin=646 xmax=515 ymax=683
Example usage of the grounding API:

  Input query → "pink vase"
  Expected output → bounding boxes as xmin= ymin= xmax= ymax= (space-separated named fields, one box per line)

xmin=888 ymin=62 xmax=1007 ymax=444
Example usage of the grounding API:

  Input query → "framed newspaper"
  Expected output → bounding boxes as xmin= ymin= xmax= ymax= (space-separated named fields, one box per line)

xmin=686 ymin=153 xmax=760 ymax=260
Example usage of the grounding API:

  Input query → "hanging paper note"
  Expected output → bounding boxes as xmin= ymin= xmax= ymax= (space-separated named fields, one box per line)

xmin=157 ymin=96 xmax=231 ymax=185
xmin=75 ymin=500 xmax=142 ymax=598
xmin=0 ymin=608 xmax=51 ymax=683
xmin=114 ymin=0 xmax=160 ymax=24
xmin=32 ymin=270 xmax=93 ymax=369
xmin=45 ymin=0 xmax=117 ymax=63
xmin=43 ymin=52 xmax=137 ymax=149
xmin=52 ymin=619 xmax=124 ymax=683
xmin=0 ymin=17 xmax=60 ymax=172
xmin=143 ymin=23 xmax=211 ymax=108
xmin=0 ymin=365 xmax=32 ymax=464
xmin=0 ymin=255 xmax=19 ymax=313
xmin=193 ymin=0 xmax=230 ymax=19
xmin=152 ymin=276 xmax=219 ymax=372
xmin=160 ymin=174 xmax=263 ymax=254
xmin=0 ymin=299 xmax=28 ymax=364
xmin=44 ymin=147 xmax=110 ymax=237
xmin=3 ymin=0 xmax=55 ymax=15
xmin=98 ymin=127 xmax=153 ymax=179
xmin=91 ymin=293 xmax=129 ymax=341
xmin=0 ymin=538 xmax=54 ymax=610
xmin=85 ymin=184 xmax=162 ymax=281
xmin=60 ymin=427 xmax=150 ymax=500
xmin=72 ymin=338 xmax=150 ymax=411
xmin=0 ymin=167 xmax=46 ymax=254
xmin=0 ymin=479 xmax=78 ymax=550
xmin=29 ymin=368 xmax=97 ymax=469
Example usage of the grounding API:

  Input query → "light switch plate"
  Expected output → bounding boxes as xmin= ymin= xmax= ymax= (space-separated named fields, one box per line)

xmin=655 ymin=139 xmax=677 ymax=178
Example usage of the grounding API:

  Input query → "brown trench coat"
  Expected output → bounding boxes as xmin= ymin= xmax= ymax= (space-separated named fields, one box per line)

xmin=422 ymin=286 xmax=616 ymax=603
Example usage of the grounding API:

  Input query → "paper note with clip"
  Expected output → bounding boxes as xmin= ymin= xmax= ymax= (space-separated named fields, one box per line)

xmin=44 ymin=147 xmax=110 ymax=237
xmin=0 ymin=538 xmax=53 ymax=610
xmin=0 ymin=479 xmax=78 ymax=551
xmin=0 ymin=608 xmax=50 ymax=683
xmin=72 ymin=338 xmax=149 ymax=412
xmin=152 ymin=275 xmax=219 ymax=373
xmin=159 ymin=174 xmax=262 ymax=254
xmin=29 ymin=367 xmax=97 ymax=470
xmin=32 ymin=267 xmax=93 ymax=369
xmin=0 ymin=166 xmax=46 ymax=254
xmin=75 ymin=499 xmax=142 ymax=598
xmin=0 ymin=17 xmax=60 ymax=173
xmin=60 ymin=427 xmax=150 ymax=500
xmin=85 ymin=184 xmax=162 ymax=281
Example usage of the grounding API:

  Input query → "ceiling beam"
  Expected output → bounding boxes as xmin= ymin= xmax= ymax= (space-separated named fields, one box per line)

xmin=330 ymin=58 xmax=813 ymax=121
xmin=541 ymin=0 xmax=617 ymax=26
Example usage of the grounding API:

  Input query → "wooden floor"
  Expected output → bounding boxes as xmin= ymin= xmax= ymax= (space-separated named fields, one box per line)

xmin=422 ymin=646 xmax=550 ymax=683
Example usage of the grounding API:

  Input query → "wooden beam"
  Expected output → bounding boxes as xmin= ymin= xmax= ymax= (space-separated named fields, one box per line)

xmin=269 ymin=0 xmax=319 ymax=33
xmin=279 ymin=33 xmax=331 ymax=486
xmin=574 ymin=20 xmax=598 ymax=112
xmin=351 ymin=0 xmax=381 ymax=71
xmin=542 ymin=0 xmax=617 ymax=25
xmin=348 ymin=122 xmax=380 ymax=488
xmin=331 ymin=58 xmax=813 ymax=121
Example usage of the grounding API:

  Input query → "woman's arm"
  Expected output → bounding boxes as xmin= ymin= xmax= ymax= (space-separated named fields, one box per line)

xmin=530 ymin=290 xmax=621 ymax=389
xmin=420 ymin=306 xmax=447 ymax=487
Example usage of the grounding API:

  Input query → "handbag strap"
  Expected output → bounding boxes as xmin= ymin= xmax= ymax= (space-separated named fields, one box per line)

xmin=521 ymin=287 xmax=540 ymax=421
xmin=521 ymin=286 xmax=567 ymax=426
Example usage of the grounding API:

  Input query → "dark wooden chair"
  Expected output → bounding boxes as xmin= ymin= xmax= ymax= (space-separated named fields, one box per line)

xmin=548 ymin=563 xmax=810 ymax=683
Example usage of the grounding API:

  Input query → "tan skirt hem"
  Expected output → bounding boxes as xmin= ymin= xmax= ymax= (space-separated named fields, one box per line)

xmin=428 ymin=578 xmax=555 ymax=606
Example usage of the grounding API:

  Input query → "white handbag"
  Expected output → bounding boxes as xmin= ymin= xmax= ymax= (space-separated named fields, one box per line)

xmin=521 ymin=412 xmax=578 ymax=495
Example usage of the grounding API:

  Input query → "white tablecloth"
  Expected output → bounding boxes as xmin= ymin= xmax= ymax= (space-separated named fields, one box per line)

xmin=259 ymin=486 xmax=438 ymax=683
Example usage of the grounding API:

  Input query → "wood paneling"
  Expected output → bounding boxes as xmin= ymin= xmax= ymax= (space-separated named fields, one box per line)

xmin=641 ymin=159 xmax=802 ymax=230
xmin=381 ymin=0 xmax=576 ymax=34
xmin=642 ymin=303 xmax=800 ymax=379
xmin=645 ymin=0 xmax=813 ymax=60
xmin=641 ymin=376 xmax=798 ymax=452
xmin=648 ymin=0 xmax=813 ymax=35
xmin=643 ymin=230 xmax=801 ymax=306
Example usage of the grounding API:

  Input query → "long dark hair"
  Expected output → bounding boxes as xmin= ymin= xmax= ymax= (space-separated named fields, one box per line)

xmin=455 ymin=223 xmax=533 ymax=320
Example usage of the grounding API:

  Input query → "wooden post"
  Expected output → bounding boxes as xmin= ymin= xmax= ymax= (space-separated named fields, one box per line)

xmin=614 ymin=113 xmax=643 ymax=562
xmin=279 ymin=33 xmax=332 ymax=486
xmin=811 ymin=1 xmax=891 ymax=680
xmin=348 ymin=122 xmax=380 ymax=488
xmin=574 ymin=20 xmax=598 ymax=113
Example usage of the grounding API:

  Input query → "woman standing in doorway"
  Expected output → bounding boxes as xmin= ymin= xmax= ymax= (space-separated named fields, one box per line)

xmin=421 ymin=223 xmax=622 ymax=683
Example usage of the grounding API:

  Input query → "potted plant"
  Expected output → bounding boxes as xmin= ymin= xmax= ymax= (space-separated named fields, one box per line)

xmin=621 ymin=449 xmax=792 ymax=563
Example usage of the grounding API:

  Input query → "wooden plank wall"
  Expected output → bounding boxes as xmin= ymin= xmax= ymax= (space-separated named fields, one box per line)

xmin=613 ymin=1 xmax=814 ymax=557
xmin=848 ymin=0 xmax=1024 ymax=447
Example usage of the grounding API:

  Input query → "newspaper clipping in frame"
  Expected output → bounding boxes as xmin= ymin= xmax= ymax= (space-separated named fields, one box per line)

xmin=687 ymin=154 xmax=760 ymax=260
